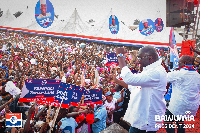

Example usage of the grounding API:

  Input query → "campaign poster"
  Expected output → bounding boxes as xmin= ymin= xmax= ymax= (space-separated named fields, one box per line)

xmin=155 ymin=18 xmax=164 ymax=32
xmin=139 ymin=19 xmax=155 ymax=36
xmin=109 ymin=15 xmax=119 ymax=34
xmin=19 ymin=79 xmax=61 ymax=103
xmin=6 ymin=113 xmax=22 ymax=127
xmin=35 ymin=0 xmax=54 ymax=28
xmin=55 ymin=83 xmax=73 ymax=108
xmin=71 ymin=86 xmax=85 ymax=106
xmin=106 ymin=53 xmax=119 ymax=66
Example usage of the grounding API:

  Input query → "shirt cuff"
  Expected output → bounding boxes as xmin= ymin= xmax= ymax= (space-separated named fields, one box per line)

xmin=121 ymin=66 xmax=131 ymax=79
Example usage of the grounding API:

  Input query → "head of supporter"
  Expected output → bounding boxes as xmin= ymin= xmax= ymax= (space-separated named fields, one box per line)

xmin=57 ymin=108 xmax=67 ymax=123
xmin=178 ymin=55 xmax=194 ymax=69
xmin=114 ymin=84 xmax=123 ymax=92
xmin=102 ymin=87 xmax=109 ymax=96
xmin=109 ymin=85 xmax=115 ymax=93
xmin=105 ymin=91 xmax=113 ymax=103
xmin=137 ymin=45 xmax=159 ymax=70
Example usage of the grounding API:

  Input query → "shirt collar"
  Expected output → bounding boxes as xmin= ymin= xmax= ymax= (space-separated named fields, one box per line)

xmin=143 ymin=59 xmax=162 ymax=71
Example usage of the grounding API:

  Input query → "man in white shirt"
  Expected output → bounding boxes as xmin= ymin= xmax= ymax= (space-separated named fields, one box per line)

xmin=116 ymin=45 xmax=167 ymax=133
xmin=164 ymin=55 xmax=200 ymax=133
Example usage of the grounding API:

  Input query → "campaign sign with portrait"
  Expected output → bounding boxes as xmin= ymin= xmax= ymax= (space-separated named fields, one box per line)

xmin=109 ymin=15 xmax=119 ymax=34
xmin=139 ymin=19 xmax=155 ymax=36
xmin=155 ymin=18 xmax=164 ymax=32
xmin=35 ymin=0 xmax=54 ymax=28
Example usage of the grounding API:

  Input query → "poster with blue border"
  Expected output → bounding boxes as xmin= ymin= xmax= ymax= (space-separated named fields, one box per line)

xmin=155 ymin=18 xmax=164 ymax=32
xmin=109 ymin=15 xmax=119 ymax=34
xmin=139 ymin=19 xmax=155 ymax=36
xmin=35 ymin=0 xmax=54 ymax=28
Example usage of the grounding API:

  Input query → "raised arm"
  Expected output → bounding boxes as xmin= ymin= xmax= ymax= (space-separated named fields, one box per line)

xmin=110 ymin=74 xmax=128 ymax=89
xmin=117 ymin=88 xmax=125 ymax=103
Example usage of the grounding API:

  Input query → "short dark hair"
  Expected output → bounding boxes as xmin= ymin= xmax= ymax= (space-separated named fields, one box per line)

xmin=68 ymin=106 xmax=77 ymax=113
xmin=59 ymin=108 xmax=67 ymax=114
xmin=140 ymin=45 xmax=158 ymax=60
xmin=180 ymin=55 xmax=194 ymax=65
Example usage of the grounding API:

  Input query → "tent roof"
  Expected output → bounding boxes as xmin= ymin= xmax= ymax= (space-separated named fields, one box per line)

xmin=45 ymin=8 xmax=89 ymax=35
xmin=0 ymin=9 xmax=15 ymax=26
xmin=5 ymin=8 xmax=35 ymax=28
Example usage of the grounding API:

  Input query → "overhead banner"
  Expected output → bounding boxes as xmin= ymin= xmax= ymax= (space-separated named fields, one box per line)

xmin=109 ymin=15 xmax=119 ymax=34
xmin=106 ymin=53 xmax=119 ymax=66
xmin=35 ymin=0 xmax=54 ymax=28
xmin=19 ymin=79 xmax=61 ymax=103
xmin=139 ymin=19 xmax=155 ymax=36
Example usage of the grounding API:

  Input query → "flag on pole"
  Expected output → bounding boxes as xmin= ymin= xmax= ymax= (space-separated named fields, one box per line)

xmin=169 ymin=27 xmax=179 ymax=70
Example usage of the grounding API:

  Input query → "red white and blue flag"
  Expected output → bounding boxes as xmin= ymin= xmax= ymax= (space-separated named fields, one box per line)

xmin=169 ymin=27 xmax=179 ymax=69
xmin=6 ymin=113 xmax=22 ymax=127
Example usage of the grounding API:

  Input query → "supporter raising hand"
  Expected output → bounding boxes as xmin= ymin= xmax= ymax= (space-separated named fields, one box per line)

xmin=23 ymin=102 xmax=36 ymax=133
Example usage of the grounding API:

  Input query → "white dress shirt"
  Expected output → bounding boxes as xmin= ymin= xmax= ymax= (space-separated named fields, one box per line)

xmin=167 ymin=69 xmax=200 ymax=116
xmin=121 ymin=59 xmax=167 ymax=131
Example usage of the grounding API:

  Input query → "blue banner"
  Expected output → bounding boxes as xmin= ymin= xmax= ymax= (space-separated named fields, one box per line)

xmin=19 ymin=79 xmax=61 ymax=102
xmin=106 ymin=53 xmax=119 ymax=66
xmin=55 ymin=83 xmax=73 ymax=107
xmin=71 ymin=86 xmax=85 ymax=104
xmin=20 ymin=80 xmax=102 ymax=107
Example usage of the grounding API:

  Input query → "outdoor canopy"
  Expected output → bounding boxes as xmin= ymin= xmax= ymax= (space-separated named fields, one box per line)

xmin=0 ymin=8 xmax=183 ymax=50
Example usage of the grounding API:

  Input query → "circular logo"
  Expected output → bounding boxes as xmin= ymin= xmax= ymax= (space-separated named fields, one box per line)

xmin=155 ymin=18 xmax=164 ymax=32
xmin=10 ymin=116 xmax=18 ymax=124
xmin=139 ymin=19 xmax=155 ymax=36
xmin=41 ymin=80 xmax=47 ymax=85
xmin=109 ymin=15 xmax=119 ymax=34
xmin=35 ymin=0 xmax=54 ymax=28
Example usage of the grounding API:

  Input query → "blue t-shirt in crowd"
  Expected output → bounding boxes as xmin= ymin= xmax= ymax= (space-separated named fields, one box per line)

xmin=113 ymin=91 xmax=125 ymax=112
xmin=59 ymin=117 xmax=78 ymax=133
xmin=92 ymin=106 xmax=107 ymax=133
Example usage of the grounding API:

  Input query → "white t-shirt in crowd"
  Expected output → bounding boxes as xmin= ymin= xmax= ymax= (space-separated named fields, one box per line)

xmin=104 ymin=98 xmax=117 ymax=111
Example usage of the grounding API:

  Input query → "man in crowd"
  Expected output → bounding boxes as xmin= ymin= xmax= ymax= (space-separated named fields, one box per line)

xmin=112 ymin=84 xmax=125 ymax=124
xmin=164 ymin=55 xmax=200 ymax=133
xmin=116 ymin=45 xmax=167 ymax=133
xmin=92 ymin=103 xmax=107 ymax=133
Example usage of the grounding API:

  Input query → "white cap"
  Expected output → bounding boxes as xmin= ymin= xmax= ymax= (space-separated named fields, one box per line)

xmin=40 ymin=0 xmax=46 ymax=4
xmin=142 ymin=19 xmax=148 ymax=23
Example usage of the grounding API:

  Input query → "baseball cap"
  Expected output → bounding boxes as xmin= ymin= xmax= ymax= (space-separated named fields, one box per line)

xmin=105 ymin=91 xmax=112 ymax=97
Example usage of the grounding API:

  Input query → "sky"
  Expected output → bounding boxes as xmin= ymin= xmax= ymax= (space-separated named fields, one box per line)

xmin=0 ymin=0 xmax=166 ymax=26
